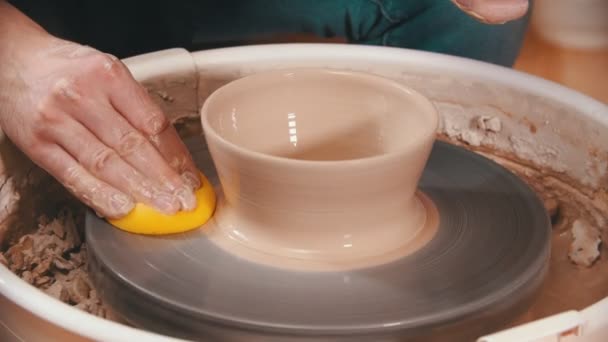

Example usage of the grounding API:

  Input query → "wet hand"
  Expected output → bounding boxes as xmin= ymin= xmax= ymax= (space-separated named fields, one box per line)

xmin=0 ymin=35 xmax=200 ymax=219
xmin=451 ymin=0 xmax=529 ymax=24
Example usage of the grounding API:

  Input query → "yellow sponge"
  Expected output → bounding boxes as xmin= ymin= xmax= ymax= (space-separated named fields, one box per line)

xmin=108 ymin=173 xmax=216 ymax=235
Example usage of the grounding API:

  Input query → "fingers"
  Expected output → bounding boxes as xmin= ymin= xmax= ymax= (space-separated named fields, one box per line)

xmin=3 ymin=37 xmax=201 ymax=218
xmin=77 ymin=99 xmax=196 ymax=209
xmin=49 ymin=71 xmax=197 ymax=211
xmin=35 ymin=145 xmax=134 ymax=219
xmin=105 ymin=60 xmax=168 ymax=137
xmin=149 ymin=128 xmax=201 ymax=190
xmin=43 ymin=115 xmax=182 ymax=215
xmin=451 ymin=0 xmax=529 ymax=24
xmin=106 ymin=68 xmax=201 ymax=189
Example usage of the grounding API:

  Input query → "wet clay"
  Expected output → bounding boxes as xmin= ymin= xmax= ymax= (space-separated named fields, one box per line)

xmin=206 ymin=192 xmax=439 ymax=271
xmin=440 ymin=134 xmax=607 ymax=268
xmin=438 ymin=133 xmax=608 ymax=328
xmin=1 ymin=207 xmax=116 ymax=319
xmin=200 ymin=69 xmax=439 ymax=270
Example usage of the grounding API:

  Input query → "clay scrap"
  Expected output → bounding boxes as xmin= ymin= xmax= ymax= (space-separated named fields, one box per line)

xmin=569 ymin=219 xmax=602 ymax=267
xmin=0 ymin=208 xmax=112 ymax=318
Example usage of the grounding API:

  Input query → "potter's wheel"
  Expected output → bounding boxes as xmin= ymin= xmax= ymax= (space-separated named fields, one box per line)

xmin=86 ymin=135 xmax=551 ymax=341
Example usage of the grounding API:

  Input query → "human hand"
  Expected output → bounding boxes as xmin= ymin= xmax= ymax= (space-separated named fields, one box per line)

xmin=0 ymin=31 xmax=200 ymax=218
xmin=451 ymin=0 xmax=529 ymax=24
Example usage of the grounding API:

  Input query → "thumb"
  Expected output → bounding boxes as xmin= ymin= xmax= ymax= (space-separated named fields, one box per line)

xmin=451 ymin=0 xmax=529 ymax=24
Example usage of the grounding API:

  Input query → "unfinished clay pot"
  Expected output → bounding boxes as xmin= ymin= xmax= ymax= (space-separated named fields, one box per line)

xmin=200 ymin=68 xmax=439 ymax=268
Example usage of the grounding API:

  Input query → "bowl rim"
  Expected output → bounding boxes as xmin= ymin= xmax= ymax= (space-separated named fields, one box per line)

xmin=200 ymin=67 xmax=440 ymax=169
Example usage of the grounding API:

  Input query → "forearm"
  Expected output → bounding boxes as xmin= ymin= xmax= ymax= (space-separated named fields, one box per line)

xmin=0 ymin=1 xmax=52 ymax=60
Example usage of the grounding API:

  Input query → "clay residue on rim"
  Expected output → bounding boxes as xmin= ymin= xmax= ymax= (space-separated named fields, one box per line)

xmin=436 ymin=129 xmax=608 ymax=327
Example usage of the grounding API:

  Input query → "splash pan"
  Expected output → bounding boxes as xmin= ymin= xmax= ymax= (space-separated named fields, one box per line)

xmin=86 ymin=135 xmax=551 ymax=341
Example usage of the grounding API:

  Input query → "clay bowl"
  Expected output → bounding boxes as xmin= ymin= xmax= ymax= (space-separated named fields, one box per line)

xmin=200 ymin=68 xmax=439 ymax=270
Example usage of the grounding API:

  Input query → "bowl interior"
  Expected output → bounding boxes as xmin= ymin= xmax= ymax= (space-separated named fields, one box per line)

xmin=202 ymin=69 xmax=438 ymax=161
